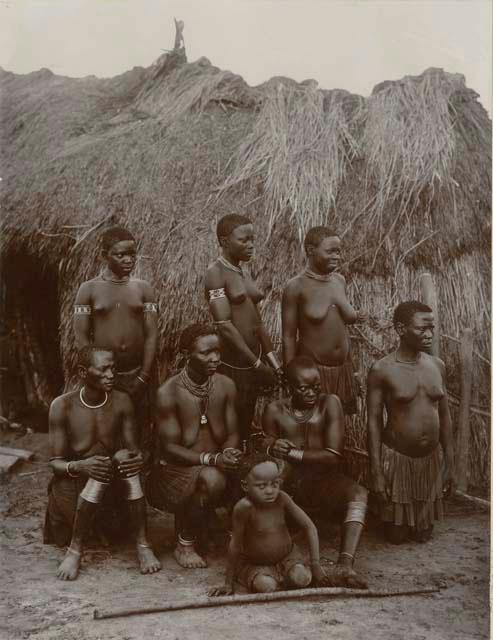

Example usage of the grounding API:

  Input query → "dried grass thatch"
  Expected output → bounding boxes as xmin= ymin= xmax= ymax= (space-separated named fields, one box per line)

xmin=0 ymin=52 xmax=490 ymax=488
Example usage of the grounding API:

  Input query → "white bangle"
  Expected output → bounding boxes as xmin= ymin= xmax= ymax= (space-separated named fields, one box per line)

xmin=288 ymin=448 xmax=304 ymax=462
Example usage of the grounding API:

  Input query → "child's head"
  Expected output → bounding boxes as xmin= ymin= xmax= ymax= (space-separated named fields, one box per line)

xmin=240 ymin=454 xmax=283 ymax=505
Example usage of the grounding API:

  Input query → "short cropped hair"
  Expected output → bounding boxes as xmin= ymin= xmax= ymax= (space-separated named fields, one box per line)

xmin=179 ymin=323 xmax=217 ymax=353
xmin=285 ymin=356 xmax=318 ymax=384
xmin=303 ymin=226 xmax=339 ymax=252
xmin=101 ymin=226 xmax=135 ymax=252
xmin=78 ymin=345 xmax=113 ymax=369
xmin=393 ymin=301 xmax=433 ymax=328
xmin=216 ymin=214 xmax=252 ymax=240
xmin=239 ymin=453 xmax=282 ymax=480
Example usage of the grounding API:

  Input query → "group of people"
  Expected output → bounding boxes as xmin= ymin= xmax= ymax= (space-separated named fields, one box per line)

xmin=43 ymin=216 xmax=456 ymax=594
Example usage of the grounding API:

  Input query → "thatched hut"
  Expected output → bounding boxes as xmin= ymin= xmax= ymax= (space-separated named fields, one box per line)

xmin=0 ymin=50 xmax=490 ymax=488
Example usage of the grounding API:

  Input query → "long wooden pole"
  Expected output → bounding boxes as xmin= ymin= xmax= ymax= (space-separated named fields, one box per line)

xmin=457 ymin=327 xmax=474 ymax=493
xmin=419 ymin=272 xmax=440 ymax=356
xmin=93 ymin=586 xmax=440 ymax=620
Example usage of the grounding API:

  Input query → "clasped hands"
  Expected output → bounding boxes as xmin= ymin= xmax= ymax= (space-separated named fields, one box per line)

xmin=75 ymin=450 xmax=144 ymax=483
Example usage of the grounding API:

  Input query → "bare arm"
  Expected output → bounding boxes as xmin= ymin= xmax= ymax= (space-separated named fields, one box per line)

xmin=117 ymin=393 xmax=146 ymax=476
xmin=210 ymin=500 xmax=249 ymax=595
xmin=300 ymin=395 xmax=344 ymax=468
xmin=205 ymin=266 xmax=260 ymax=366
xmin=331 ymin=274 xmax=360 ymax=324
xmin=437 ymin=359 xmax=456 ymax=491
xmin=261 ymin=402 xmax=294 ymax=457
xmin=366 ymin=361 xmax=387 ymax=498
xmin=222 ymin=377 xmax=241 ymax=451
xmin=140 ymin=282 xmax=159 ymax=379
xmin=74 ymin=282 xmax=93 ymax=349
xmin=282 ymin=492 xmax=320 ymax=565
xmin=281 ymin=280 xmax=299 ymax=366
xmin=48 ymin=396 xmax=112 ymax=482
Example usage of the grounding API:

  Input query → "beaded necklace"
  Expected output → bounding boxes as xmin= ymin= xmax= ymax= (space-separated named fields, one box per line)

xmin=179 ymin=367 xmax=213 ymax=425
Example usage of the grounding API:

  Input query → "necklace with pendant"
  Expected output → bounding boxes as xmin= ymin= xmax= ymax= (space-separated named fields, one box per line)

xmin=179 ymin=367 xmax=213 ymax=425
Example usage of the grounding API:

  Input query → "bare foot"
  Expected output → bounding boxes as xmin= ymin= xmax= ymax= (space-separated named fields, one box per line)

xmin=173 ymin=541 xmax=207 ymax=569
xmin=137 ymin=544 xmax=161 ymax=574
xmin=324 ymin=564 xmax=368 ymax=589
xmin=57 ymin=548 xmax=81 ymax=581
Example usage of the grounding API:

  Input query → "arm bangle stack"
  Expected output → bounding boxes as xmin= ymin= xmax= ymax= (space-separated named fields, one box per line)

xmin=265 ymin=351 xmax=281 ymax=371
xmin=287 ymin=448 xmax=304 ymax=462
xmin=200 ymin=452 xmax=221 ymax=466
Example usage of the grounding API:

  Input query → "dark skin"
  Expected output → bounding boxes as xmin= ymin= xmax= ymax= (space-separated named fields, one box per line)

xmin=49 ymin=350 xmax=160 ymax=579
xmin=209 ymin=461 xmax=328 ymax=595
xmin=74 ymin=239 xmax=160 ymax=400
xmin=367 ymin=311 xmax=456 ymax=542
xmin=155 ymin=333 xmax=242 ymax=568
xmin=282 ymin=235 xmax=366 ymax=367
xmin=205 ymin=223 xmax=279 ymax=385
xmin=262 ymin=365 xmax=368 ymax=588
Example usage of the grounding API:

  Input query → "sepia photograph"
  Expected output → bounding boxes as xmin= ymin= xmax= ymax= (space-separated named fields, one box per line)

xmin=0 ymin=1 xmax=490 ymax=638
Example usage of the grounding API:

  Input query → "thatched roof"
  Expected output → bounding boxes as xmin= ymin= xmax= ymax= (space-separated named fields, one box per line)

xmin=1 ymin=50 xmax=490 ymax=485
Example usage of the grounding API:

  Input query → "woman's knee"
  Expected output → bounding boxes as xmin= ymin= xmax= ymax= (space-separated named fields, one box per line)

xmin=286 ymin=564 xmax=312 ymax=588
xmin=198 ymin=467 xmax=227 ymax=499
xmin=252 ymin=574 xmax=278 ymax=593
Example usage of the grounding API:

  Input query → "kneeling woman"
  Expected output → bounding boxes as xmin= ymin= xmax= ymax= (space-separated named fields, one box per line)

xmin=204 ymin=214 xmax=282 ymax=441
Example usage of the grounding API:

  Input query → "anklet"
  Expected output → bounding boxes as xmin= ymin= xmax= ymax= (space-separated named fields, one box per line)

xmin=67 ymin=547 xmax=81 ymax=556
xmin=178 ymin=534 xmax=195 ymax=547
xmin=339 ymin=552 xmax=354 ymax=561
xmin=137 ymin=543 xmax=152 ymax=549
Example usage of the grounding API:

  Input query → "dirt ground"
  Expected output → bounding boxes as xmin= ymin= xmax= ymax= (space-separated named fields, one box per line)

xmin=0 ymin=430 xmax=489 ymax=640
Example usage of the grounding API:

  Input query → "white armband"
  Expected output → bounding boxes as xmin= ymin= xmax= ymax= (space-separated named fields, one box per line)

xmin=74 ymin=305 xmax=92 ymax=315
xmin=143 ymin=302 xmax=158 ymax=313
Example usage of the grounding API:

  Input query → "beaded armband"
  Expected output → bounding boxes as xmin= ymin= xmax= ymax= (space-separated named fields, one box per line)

xmin=208 ymin=288 xmax=226 ymax=301
xmin=143 ymin=302 xmax=158 ymax=313
xmin=74 ymin=305 xmax=92 ymax=315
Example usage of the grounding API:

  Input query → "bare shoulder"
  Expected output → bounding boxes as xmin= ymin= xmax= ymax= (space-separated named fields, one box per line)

xmin=278 ymin=490 xmax=294 ymax=506
xmin=283 ymin=275 xmax=302 ymax=295
xmin=50 ymin=391 xmax=77 ymax=414
xmin=156 ymin=375 xmax=179 ymax=407
xmin=369 ymin=354 xmax=394 ymax=378
xmin=331 ymin=272 xmax=346 ymax=286
xmin=264 ymin=398 xmax=285 ymax=415
xmin=425 ymin=353 xmax=446 ymax=374
xmin=74 ymin=279 xmax=94 ymax=301
xmin=205 ymin=261 xmax=225 ymax=288
xmin=132 ymin=278 xmax=155 ymax=297
xmin=233 ymin=496 xmax=254 ymax=517
xmin=111 ymin=389 xmax=134 ymax=412
xmin=320 ymin=393 xmax=343 ymax=415
xmin=213 ymin=372 xmax=236 ymax=394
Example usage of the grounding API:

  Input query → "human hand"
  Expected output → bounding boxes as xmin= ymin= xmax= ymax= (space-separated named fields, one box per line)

xmin=371 ymin=469 xmax=389 ymax=503
xmin=78 ymin=456 xmax=113 ymax=483
xmin=220 ymin=448 xmax=243 ymax=469
xmin=311 ymin=564 xmax=330 ymax=587
xmin=271 ymin=438 xmax=296 ymax=459
xmin=257 ymin=363 xmax=277 ymax=389
xmin=208 ymin=584 xmax=234 ymax=597
xmin=356 ymin=310 xmax=368 ymax=323
xmin=442 ymin=465 xmax=457 ymax=498
xmin=117 ymin=451 xmax=144 ymax=477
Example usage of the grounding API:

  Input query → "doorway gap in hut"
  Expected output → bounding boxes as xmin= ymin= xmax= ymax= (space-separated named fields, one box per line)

xmin=1 ymin=252 xmax=64 ymax=431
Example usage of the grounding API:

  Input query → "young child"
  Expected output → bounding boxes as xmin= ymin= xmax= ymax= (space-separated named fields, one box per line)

xmin=209 ymin=454 xmax=328 ymax=595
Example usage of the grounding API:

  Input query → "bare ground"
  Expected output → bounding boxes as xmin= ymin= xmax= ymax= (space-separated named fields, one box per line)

xmin=0 ymin=430 xmax=489 ymax=640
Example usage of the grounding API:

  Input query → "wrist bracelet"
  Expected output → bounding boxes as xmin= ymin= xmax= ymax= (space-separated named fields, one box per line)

xmin=287 ymin=448 xmax=304 ymax=462
xmin=66 ymin=461 xmax=79 ymax=478
xmin=266 ymin=351 xmax=281 ymax=371
xmin=253 ymin=357 xmax=262 ymax=369
xmin=139 ymin=371 xmax=151 ymax=381
xmin=136 ymin=376 xmax=148 ymax=385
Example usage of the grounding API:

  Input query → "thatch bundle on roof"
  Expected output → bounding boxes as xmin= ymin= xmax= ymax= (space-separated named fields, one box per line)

xmin=0 ymin=50 xmax=490 ymax=487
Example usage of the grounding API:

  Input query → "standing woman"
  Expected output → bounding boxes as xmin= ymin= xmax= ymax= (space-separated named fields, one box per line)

xmin=205 ymin=214 xmax=282 ymax=441
xmin=74 ymin=226 xmax=160 ymax=451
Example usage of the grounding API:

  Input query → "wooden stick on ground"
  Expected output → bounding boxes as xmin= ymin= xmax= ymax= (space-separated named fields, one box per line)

xmin=94 ymin=586 xmax=440 ymax=620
